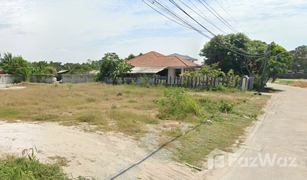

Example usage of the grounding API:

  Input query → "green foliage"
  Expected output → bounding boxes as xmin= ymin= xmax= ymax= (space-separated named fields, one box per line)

xmin=111 ymin=59 xmax=134 ymax=84
xmin=0 ymin=107 xmax=20 ymax=119
xmin=124 ymin=53 xmax=136 ymax=61
xmin=0 ymin=148 xmax=67 ymax=179
xmin=218 ymin=100 xmax=235 ymax=113
xmin=95 ymin=53 xmax=134 ymax=84
xmin=200 ymin=34 xmax=292 ymax=91
xmin=211 ymin=83 xmax=227 ymax=91
xmin=34 ymin=114 xmax=60 ymax=121
xmin=140 ymin=74 xmax=150 ymax=88
xmin=290 ymin=45 xmax=307 ymax=73
xmin=157 ymin=88 xmax=200 ymax=120
xmin=0 ymin=53 xmax=32 ymax=82
xmin=198 ymin=62 xmax=226 ymax=77
xmin=266 ymin=42 xmax=293 ymax=82
xmin=200 ymin=33 xmax=253 ymax=75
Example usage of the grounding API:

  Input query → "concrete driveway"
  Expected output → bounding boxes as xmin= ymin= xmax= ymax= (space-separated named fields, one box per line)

xmin=206 ymin=83 xmax=307 ymax=180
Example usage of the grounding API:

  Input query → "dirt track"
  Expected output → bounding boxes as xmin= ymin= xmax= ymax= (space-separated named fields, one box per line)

xmin=0 ymin=121 xmax=207 ymax=179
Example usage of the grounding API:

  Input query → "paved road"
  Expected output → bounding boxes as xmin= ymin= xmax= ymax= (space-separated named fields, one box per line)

xmin=207 ymin=83 xmax=307 ymax=180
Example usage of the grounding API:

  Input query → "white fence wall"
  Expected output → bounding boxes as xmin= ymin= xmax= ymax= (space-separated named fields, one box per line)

xmin=62 ymin=74 xmax=95 ymax=83
xmin=0 ymin=74 xmax=95 ymax=84
xmin=0 ymin=74 xmax=17 ymax=84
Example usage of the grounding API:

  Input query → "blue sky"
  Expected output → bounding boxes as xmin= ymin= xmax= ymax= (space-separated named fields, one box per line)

xmin=0 ymin=0 xmax=306 ymax=64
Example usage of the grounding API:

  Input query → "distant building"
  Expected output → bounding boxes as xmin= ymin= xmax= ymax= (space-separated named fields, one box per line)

xmin=126 ymin=51 xmax=201 ymax=79
xmin=168 ymin=53 xmax=198 ymax=63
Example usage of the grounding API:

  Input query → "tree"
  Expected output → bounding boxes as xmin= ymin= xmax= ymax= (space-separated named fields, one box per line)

xmin=124 ymin=54 xmax=136 ymax=61
xmin=266 ymin=42 xmax=292 ymax=82
xmin=111 ymin=60 xmax=134 ymax=84
xmin=290 ymin=45 xmax=307 ymax=73
xmin=31 ymin=61 xmax=55 ymax=75
xmin=96 ymin=53 xmax=134 ymax=84
xmin=198 ymin=62 xmax=226 ymax=77
xmin=200 ymin=33 xmax=252 ymax=75
xmin=0 ymin=53 xmax=32 ymax=82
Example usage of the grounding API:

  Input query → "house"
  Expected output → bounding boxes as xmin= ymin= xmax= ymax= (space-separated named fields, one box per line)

xmin=168 ymin=53 xmax=198 ymax=63
xmin=126 ymin=51 xmax=201 ymax=79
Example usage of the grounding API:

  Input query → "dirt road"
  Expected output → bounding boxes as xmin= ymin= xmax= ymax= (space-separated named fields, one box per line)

xmin=0 ymin=121 xmax=207 ymax=179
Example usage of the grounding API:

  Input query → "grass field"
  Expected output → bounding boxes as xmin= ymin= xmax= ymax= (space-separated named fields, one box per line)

xmin=274 ymin=79 xmax=307 ymax=88
xmin=0 ymin=82 xmax=270 ymax=168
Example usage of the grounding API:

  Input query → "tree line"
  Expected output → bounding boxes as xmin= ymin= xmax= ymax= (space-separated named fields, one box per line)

xmin=1 ymin=33 xmax=306 ymax=90
xmin=0 ymin=52 xmax=141 ymax=82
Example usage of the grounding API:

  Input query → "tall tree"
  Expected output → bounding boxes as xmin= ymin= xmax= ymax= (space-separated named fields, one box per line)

xmin=266 ymin=42 xmax=292 ymax=82
xmin=290 ymin=45 xmax=307 ymax=73
xmin=96 ymin=53 xmax=134 ymax=84
xmin=200 ymin=33 xmax=252 ymax=75
xmin=0 ymin=53 xmax=32 ymax=82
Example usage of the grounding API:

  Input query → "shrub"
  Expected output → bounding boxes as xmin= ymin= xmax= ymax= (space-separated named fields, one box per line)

xmin=157 ymin=88 xmax=200 ymax=120
xmin=218 ymin=100 xmax=235 ymax=113
xmin=0 ymin=148 xmax=67 ymax=179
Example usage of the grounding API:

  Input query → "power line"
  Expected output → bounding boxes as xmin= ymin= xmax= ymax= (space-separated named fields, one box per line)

xmin=198 ymin=0 xmax=239 ymax=34
xmin=143 ymin=0 xmax=266 ymax=58
xmin=142 ymin=0 xmax=193 ymax=30
xmin=181 ymin=0 xmax=227 ymax=34
xmin=149 ymin=0 xmax=213 ymax=38
xmin=214 ymin=0 xmax=252 ymax=38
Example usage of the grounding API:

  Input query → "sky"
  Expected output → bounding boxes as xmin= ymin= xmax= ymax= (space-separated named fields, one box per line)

xmin=0 ymin=0 xmax=306 ymax=65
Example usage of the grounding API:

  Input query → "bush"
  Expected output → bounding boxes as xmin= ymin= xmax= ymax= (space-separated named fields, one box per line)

xmin=211 ymin=83 xmax=227 ymax=91
xmin=0 ymin=148 xmax=67 ymax=179
xmin=157 ymin=88 xmax=200 ymax=120
xmin=218 ymin=100 xmax=235 ymax=113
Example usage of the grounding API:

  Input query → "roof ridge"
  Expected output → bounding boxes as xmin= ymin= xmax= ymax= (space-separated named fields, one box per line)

xmin=175 ymin=56 xmax=189 ymax=66
xmin=152 ymin=51 xmax=159 ymax=58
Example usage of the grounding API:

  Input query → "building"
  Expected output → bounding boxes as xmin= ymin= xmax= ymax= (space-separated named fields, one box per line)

xmin=168 ymin=53 xmax=198 ymax=63
xmin=126 ymin=51 xmax=201 ymax=79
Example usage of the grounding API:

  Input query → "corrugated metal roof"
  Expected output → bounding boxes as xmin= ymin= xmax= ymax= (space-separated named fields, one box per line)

xmin=130 ymin=67 xmax=166 ymax=74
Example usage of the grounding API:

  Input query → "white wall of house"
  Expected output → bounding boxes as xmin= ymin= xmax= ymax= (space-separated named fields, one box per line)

xmin=167 ymin=68 xmax=176 ymax=79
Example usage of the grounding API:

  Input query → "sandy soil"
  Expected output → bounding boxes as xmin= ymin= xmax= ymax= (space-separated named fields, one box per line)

xmin=0 ymin=121 xmax=207 ymax=179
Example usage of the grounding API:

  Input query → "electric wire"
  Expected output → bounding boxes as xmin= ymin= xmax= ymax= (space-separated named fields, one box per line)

xmin=143 ymin=0 xmax=266 ymax=58
xmin=214 ymin=0 xmax=252 ymax=38
xmin=198 ymin=0 xmax=238 ymax=34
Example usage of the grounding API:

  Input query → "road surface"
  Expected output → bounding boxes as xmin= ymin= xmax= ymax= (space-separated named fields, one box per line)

xmin=206 ymin=83 xmax=307 ymax=180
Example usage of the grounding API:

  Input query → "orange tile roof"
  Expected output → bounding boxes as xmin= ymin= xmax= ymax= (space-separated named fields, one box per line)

xmin=126 ymin=51 xmax=201 ymax=67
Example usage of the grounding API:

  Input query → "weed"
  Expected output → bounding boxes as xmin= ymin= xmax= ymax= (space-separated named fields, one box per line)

xmin=67 ymin=84 xmax=73 ymax=91
xmin=0 ymin=106 xmax=20 ymax=119
xmin=0 ymin=148 xmax=67 ymax=179
xmin=86 ymin=97 xmax=97 ymax=102
xmin=218 ymin=100 xmax=235 ymax=113
xmin=74 ymin=110 xmax=106 ymax=125
xmin=116 ymin=92 xmax=122 ymax=96
xmin=34 ymin=114 xmax=60 ymax=121
xmin=111 ymin=104 xmax=117 ymax=109
xmin=157 ymin=88 xmax=200 ymax=120
xmin=128 ymin=99 xmax=137 ymax=103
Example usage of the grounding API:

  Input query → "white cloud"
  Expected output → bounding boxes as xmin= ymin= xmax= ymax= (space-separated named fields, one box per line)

xmin=0 ymin=0 xmax=306 ymax=64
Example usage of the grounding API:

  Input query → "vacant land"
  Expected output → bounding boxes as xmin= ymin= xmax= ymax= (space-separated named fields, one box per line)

xmin=0 ymin=82 xmax=270 ymax=177
xmin=274 ymin=79 xmax=307 ymax=88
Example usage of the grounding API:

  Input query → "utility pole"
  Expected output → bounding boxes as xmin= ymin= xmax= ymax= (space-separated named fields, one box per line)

xmin=257 ymin=44 xmax=271 ymax=95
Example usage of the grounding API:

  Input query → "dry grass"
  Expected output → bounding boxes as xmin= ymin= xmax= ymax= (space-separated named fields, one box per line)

xmin=0 ymin=82 xmax=162 ymax=135
xmin=274 ymin=79 xmax=307 ymax=88
xmin=0 ymin=82 xmax=270 ymax=167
